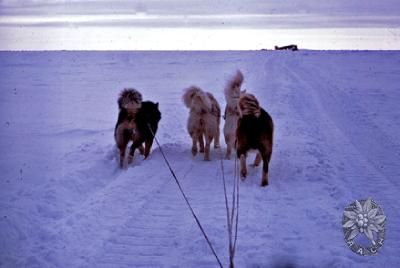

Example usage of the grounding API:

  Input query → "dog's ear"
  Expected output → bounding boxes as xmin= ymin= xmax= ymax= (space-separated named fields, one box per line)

xmin=156 ymin=102 xmax=159 ymax=108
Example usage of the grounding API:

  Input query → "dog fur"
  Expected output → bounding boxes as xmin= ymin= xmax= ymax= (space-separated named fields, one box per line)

xmin=114 ymin=88 xmax=142 ymax=168
xmin=129 ymin=101 xmax=161 ymax=160
xmin=223 ymin=70 xmax=245 ymax=159
xmin=183 ymin=86 xmax=220 ymax=161
xmin=117 ymin=88 xmax=143 ymax=110
xmin=236 ymin=93 xmax=273 ymax=186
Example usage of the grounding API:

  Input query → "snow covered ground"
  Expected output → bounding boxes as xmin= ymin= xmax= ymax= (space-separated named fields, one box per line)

xmin=0 ymin=50 xmax=399 ymax=267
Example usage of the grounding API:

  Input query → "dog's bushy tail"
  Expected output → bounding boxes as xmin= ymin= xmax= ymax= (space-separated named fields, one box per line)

xmin=183 ymin=86 xmax=202 ymax=108
xmin=118 ymin=88 xmax=143 ymax=109
xmin=182 ymin=86 xmax=212 ymax=110
xmin=224 ymin=70 xmax=244 ymax=101
xmin=207 ymin=92 xmax=221 ymax=117
xmin=238 ymin=93 xmax=261 ymax=117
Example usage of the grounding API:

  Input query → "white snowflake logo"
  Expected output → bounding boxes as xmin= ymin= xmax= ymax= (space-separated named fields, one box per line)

xmin=342 ymin=198 xmax=386 ymax=256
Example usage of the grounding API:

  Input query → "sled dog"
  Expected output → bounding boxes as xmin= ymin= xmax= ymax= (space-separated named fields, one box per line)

xmin=223 ymin=70 xmax=245 ymax=159
xmin=183 ymin=86 xmax=220 ymax=160
xmin=236 ymin=93 xmax=273 ymax=186
xmin=114 ymin=88 xmax=142 ymax=168
xmin=129 ymin=101 xmax=161 ymax=159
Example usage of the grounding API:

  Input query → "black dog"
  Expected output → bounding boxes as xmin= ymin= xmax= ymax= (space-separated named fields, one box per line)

xmin=129 ymin=101 xmax=161 ymax=159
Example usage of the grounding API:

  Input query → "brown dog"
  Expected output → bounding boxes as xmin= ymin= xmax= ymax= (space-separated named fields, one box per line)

xmin=236 ymin=93 xmax=273 ymax=186
xmin=183 ymin=86 xmax=221 ymax=161
xmin=114 ymin=88 xmax=143 ymax=168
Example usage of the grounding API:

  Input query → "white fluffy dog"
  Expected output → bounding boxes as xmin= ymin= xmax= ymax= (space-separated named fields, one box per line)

xmin=223 ymin=70 xmax=245 ymax=159
xmin=183 ymin=86 xmax=221 ymax=161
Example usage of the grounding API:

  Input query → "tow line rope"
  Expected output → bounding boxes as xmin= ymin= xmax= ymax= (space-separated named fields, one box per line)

xmin=218 ymin=148 xmax=240 ymax=268
xmin=147 ymin=124 xmax=223 ymax=268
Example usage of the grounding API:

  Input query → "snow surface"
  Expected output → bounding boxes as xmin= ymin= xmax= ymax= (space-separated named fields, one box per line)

xmin=0 ymin=51 xmax=399 ymax=267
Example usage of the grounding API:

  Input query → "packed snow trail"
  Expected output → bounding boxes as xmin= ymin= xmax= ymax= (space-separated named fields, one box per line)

xmin=0 ymin=51 xmax=399 ymax=268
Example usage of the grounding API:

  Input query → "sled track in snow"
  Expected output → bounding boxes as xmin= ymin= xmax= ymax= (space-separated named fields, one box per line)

xmin=94 ymin=190 xmax=186 ymax=267
xmin=280 ymin=55 xmax=400 ymax=195
xmin=85 ymin=147 xmax=230 ymax=267
xmin=279 ymin=55 xmax=400 ymax=258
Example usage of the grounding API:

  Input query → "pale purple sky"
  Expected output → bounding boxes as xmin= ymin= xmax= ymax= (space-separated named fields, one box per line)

xmin=0 ymin=0 xmax=399 ymax=49
xmin=1 ymin=0 xmax=399 ymax=16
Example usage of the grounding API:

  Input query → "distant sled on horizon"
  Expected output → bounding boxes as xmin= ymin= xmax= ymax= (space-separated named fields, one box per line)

xmin=275 ymin=44 xmax=298 ymax=51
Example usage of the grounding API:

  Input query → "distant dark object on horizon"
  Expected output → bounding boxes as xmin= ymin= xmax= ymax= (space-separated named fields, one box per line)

xmin=275 ymin=45 xmax=298 ymax=51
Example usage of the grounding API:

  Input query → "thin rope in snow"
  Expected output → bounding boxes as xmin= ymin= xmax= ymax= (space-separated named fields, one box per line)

xmin=148 ymin=124 xmax=223 ymax=268
xmin=218 ymin=148 xmax=240 ymax=268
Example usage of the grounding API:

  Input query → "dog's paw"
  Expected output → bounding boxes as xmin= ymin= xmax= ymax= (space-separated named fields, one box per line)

xmin=261 ymin=173 xmax=269 ymax=186
xmin=191 ymin=147 xmax=198 ymax=156
xmin=240 ymin=169 xmax=247 ymax=179
xmin=138 ymin=146 xmax=145 ymax=155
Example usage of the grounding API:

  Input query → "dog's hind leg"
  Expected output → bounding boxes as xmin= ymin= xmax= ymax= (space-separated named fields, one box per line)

xmin=138 ymin=144 xmax=145 ymax=155
xmin=239 ymin=154 xmax=247 ymax=179
xmin=116 ymin=138 xmax=129 ymax=168
xmin=204 ymin=134 xmax=213 ymax=161
xmin=237 ymin=146 xmax=248 ymax=179
xmin=115 ymin=125 xmax=128 ymax=168
xmin=198 ymin=135 xmax=205 ymax=153
xmin=227 ymin=134 xmax=237 ymax=160
xmin=128 ymin=139 xmax=143 ymax=164
xmin=252 ymin=152 xmax=262 ymax=167
xmin=260 ymin=145 xmax=272 ymax=186
xmin=225 ymin=135 xmax=232 ymax=159
xmin=261 ymin=159 xmax=269 ymax=186
xmin=143 ymin=138 xmax=154 ymax=159
xmin=118 ymin=145 xmax=127 ymax=168
xmin=214 ymin=127 xmax=220 ymax=149
xmin=191 ymin=134 xmax=198 ymax=156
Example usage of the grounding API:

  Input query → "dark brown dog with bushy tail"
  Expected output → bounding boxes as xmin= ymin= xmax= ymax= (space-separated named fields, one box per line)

xmin=236 ymin=93 xmax=274 ymax=186
xmin=114 ymin=88 xmax=142 ymax=168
